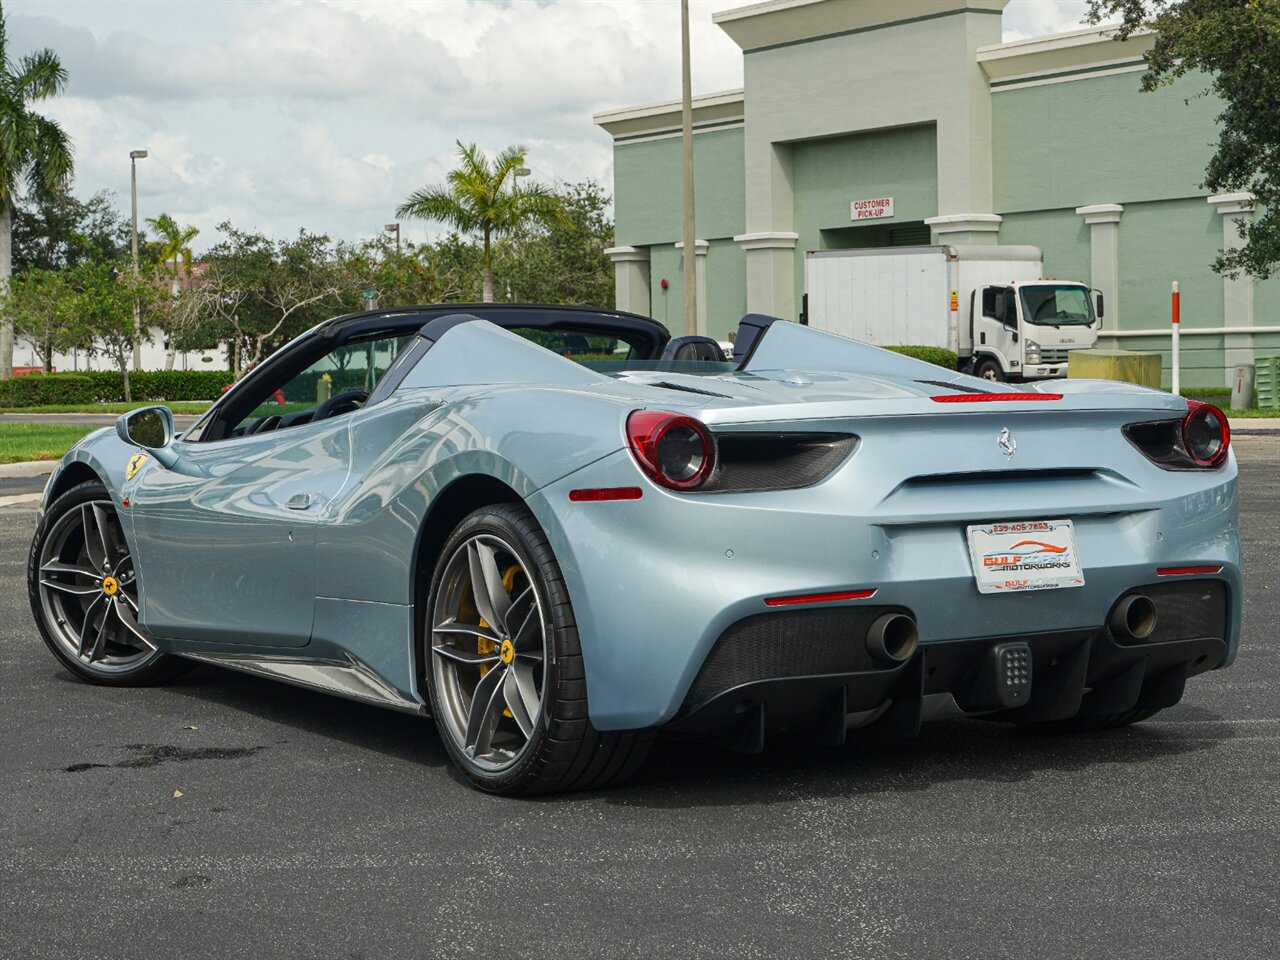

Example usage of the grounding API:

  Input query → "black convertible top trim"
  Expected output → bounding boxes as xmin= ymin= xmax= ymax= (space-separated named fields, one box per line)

xmin=319 ymin=302 xmax=669 ymax=354
xmin=184 ymin=303 xmax=671 ymax=442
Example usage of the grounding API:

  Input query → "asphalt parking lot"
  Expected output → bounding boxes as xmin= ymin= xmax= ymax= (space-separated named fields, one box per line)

xmin=2 ymin=437 xmax=1277 ymax=960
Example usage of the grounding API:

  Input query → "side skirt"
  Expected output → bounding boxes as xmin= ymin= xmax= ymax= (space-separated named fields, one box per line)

xmin=178 ymin=650 xmax=429 ymax=716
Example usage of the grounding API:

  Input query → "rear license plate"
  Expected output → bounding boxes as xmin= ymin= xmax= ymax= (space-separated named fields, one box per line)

xmin=966 ymin=520 xmax=1085 ymax=594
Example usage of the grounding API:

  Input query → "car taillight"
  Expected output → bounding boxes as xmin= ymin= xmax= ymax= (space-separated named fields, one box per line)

xmin=1182 ymin=399 xmax=1230 ymax=467
xmin=1123 ymin=400 xmax=1231 ymax=471
xmin=626 ymin=410 xmax=715 ymax=490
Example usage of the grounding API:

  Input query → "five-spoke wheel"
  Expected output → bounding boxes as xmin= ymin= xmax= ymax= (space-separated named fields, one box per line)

xmin=431 ymin=532 xmax=547 ymax=771
xmin=28 ymin=480 xmax=187 ymax=685
xmin=424 ymin=503 xmax=652 ymax=795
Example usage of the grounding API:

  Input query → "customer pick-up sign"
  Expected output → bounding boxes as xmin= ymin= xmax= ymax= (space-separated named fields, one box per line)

xmin=851 ymin=197 xmax=894 ymax=220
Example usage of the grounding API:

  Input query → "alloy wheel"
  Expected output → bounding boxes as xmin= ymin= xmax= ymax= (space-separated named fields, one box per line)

xmin=430 ymin=533 xmax=548 ymax=772
xmin=36 ymin=499 xmax=157 ymax=672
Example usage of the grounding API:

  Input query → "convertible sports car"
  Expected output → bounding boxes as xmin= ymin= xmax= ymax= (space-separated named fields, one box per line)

xmin=27 ymin=304 xmax=1241 ymax=794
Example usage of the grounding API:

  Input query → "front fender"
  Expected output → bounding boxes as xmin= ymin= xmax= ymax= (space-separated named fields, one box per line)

xmin=42 ymin=428 xmax=136 ymax=515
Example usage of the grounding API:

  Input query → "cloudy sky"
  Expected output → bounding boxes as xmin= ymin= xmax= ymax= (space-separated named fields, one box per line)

xmin=7 ymin=0 xmax=1097 ymax=252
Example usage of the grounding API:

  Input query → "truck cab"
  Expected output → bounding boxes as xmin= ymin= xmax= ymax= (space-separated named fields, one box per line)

xmin=972 ymin=280 xmax=1101 ymax=382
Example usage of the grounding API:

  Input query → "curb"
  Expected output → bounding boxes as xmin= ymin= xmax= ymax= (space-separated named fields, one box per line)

xmin=0 ymin=460 xmax=59 ymax=478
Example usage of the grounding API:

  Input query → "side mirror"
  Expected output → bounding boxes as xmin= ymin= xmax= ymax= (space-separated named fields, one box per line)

xmin=116 ymin=406 xmax=182 ymax=470
xmin=117 ymin=405 xmax=174 ymax=448
xmin=1094 ymin=291 xmax=1105 ymax=320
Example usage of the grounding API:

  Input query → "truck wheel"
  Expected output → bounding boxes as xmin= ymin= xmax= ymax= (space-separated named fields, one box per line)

xmin=975 ymin=358 xmax=1005 ymax=382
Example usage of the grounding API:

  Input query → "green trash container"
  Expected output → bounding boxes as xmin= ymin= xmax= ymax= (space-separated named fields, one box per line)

xmin=1256 ymin=355 xmax=1280 ymax=411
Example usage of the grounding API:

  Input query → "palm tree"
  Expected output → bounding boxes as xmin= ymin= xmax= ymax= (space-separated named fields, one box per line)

xmin=396 ymin=141 xmax=560 ymax=302
xmin=146 ymin=212 xmax=199 ymax=291
xmin=145 ymin=213 xmax=199 ymax=370
xmin=0 ymin=7 xmax=74 ymax=379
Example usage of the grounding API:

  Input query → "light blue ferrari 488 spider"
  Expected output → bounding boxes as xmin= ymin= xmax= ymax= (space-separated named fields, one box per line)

xmin=28 ymin=305 xmax=1241 ymax=794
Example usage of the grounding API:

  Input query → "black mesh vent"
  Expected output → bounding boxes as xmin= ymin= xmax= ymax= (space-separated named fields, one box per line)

xmin=1113 ymin=580 xmax=1229 ymax=645
xmin=702 ymin=433 xmax=857 ymax=493
xmin=681 ymin=607 xmax=898 ymax=711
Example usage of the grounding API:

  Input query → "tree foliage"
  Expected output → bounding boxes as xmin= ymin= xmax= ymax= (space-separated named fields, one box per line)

xmin=11 ymin=189 xmax=132 ymax=272
xmin=174 ymin=223 xmax=346 ymax=377
xmin=1088 ymin=0 xmax=1280 ymax=279
xmin=396 ymin=141 xmax=562 ymax=302
xmin=0 ymin=4 xmax=75 ymax=378
xmin=1 ymin=266 xmax=81 ymax=372
xmin=492 ymin=180 xmax=615 ymax=307
xmin=338 ymin=237 xmax=446 ymax=310
xmin=69 ymin=260 xmax=156 ymax=401
xmin=145 ymin=212 xmax=198 ymax=283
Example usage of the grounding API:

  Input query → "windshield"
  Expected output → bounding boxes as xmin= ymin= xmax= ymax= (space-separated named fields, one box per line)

xmin=1019 ymin=285 xmax=1095 ymax=326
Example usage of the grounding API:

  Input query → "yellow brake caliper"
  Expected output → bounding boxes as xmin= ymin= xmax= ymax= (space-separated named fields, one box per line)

xmin=477 ymin=565 xmax=522 ymax=718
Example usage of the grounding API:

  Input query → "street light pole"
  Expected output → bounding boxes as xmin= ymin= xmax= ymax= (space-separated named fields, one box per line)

xmin=129 ymin=149 xmax=148 ymax=371
xmin=384 ymin=222 xmax=400 ymax=255
xmin=680 ymin=0 xmax=698 ymax=337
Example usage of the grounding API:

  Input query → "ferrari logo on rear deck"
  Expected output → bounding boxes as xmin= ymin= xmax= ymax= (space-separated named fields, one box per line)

xmin=997 ymin=427 xmax=1017 ymax=460
xmin=125 ymin=454 xmax=149 ymax=480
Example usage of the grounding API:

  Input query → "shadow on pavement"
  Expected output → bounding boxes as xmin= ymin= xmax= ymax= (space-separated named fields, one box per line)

xmin=125 ymin=662 xmax=1228 ymax=805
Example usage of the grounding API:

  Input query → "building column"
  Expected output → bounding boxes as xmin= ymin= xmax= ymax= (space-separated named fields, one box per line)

xmin=1075 ymin=204 xmax=1124 ymax=332
xmin=674 ymin=239 xmax=709 ymax=336
xmin=733 ymin=232 xmax=799 ymax=320
xmin=1208 ymin=193 xmax=1256 ymax=388
xmin=924 ymin=214 xmax=1003 ymax=246
xmin=604 ymin=246 xmax=651 ymax=317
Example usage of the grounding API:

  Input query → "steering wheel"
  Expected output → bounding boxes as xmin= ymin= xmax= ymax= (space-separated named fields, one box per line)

xmin=312 ymin=389 xmax=368 ymax=422
xmin=246 ymin=414 xmax=282 ymax=435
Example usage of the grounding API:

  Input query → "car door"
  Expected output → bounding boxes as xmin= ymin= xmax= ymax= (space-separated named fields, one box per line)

xmin=128 ymin=415 xmax=352 ymax=648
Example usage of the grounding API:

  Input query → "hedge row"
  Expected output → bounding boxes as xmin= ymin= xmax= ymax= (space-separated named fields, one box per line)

xmin=885 ymin=345 xmax=960 ymax=370
xmin=0 ymin=374 xmax=99 ymax=406
xmin=0 ymin=369 xmax=235 ymax=407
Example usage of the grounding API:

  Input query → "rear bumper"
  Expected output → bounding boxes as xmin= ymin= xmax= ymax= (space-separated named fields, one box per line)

xmin=664 ymin=581 xmax=1229 ymax=746
xmin=526 ymin=433 xmax=1241 ymax=731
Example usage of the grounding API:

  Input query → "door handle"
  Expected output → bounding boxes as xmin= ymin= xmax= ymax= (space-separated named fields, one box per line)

xmin=286 ymin=493 xmax=314 ymax=510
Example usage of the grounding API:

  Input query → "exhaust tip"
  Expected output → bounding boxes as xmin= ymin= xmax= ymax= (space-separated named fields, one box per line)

xmin=867 ymin=613 xmax=918 ymax=663
xmin=1111 ymin=594 xmax=1157 ymax=641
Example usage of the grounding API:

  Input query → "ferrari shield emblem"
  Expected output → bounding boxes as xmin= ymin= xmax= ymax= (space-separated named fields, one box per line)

xmin=125 ymin=453 xmax=149 ymax=480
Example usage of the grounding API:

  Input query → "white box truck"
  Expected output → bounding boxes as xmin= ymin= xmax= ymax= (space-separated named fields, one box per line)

xmin=803 ymin=245 xmax=1101 ymax=382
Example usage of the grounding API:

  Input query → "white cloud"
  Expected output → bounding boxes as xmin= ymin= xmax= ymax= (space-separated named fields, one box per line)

xmin=5 ymin=0 xmax=1105 ymax=252
xmin=1002 ymin=1 xmax=1094 ymax=42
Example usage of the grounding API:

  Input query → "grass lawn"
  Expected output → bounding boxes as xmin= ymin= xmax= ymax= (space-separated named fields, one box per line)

xmin=0 ymin=401 xmax=213 ymax=415
xmin=1225 ymin=408 xmax=1280 ymax=418
xmin=0 ymin=424 xmax=98 ymax=464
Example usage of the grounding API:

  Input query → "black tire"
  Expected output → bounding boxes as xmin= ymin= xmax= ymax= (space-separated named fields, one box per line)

xmin=28 ymin=479 xmax=192 ymax=686
xmin=1019 ymin=708 xmax=1162 ymax=734
xmin=975 ymin=357 xmax=1005 ymax=382
xmin=424 ymin=503 xmax=653 ymax=796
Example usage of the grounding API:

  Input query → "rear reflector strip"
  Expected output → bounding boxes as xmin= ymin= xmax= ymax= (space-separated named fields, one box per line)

xmin=764 ymin=588 xmax=877 ymax=607
xmin=932 ymin=393 xmax=1062 ymax=403
xmin=1156 ymin=565 xmax=1223 ymax=576
xmin=568 ymin=487 xmax=643 ymax=502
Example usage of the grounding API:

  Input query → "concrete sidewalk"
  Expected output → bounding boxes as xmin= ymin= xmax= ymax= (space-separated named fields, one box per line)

xmin=0 ymin=460 xmax=59 ymax=479
xmin=1232 ymin=418 xmax=1280 ymax=435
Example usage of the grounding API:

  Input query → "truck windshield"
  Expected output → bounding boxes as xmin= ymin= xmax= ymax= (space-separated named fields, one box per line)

xmin=1019 ymin=285 xmax=1095 ymax=326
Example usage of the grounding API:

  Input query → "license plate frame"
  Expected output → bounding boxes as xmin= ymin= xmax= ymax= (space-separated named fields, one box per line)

xmin=966 ymin=519 xmax=1085 ymax=595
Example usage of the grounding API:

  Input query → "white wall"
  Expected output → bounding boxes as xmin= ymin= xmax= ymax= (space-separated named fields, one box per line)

xmin=15 ymin=328 xmax=226 ymax=374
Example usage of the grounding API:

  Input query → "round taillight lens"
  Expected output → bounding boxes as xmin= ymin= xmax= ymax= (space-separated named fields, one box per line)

xmin=626 ymin=410 xmax=715 ymax=490
xmin=1182 ymin=399 xmax=1229 ymax=467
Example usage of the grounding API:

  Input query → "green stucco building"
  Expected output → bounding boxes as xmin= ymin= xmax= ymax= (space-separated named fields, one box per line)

xmin=594 ymin=0 xmax=1279 ymax=388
